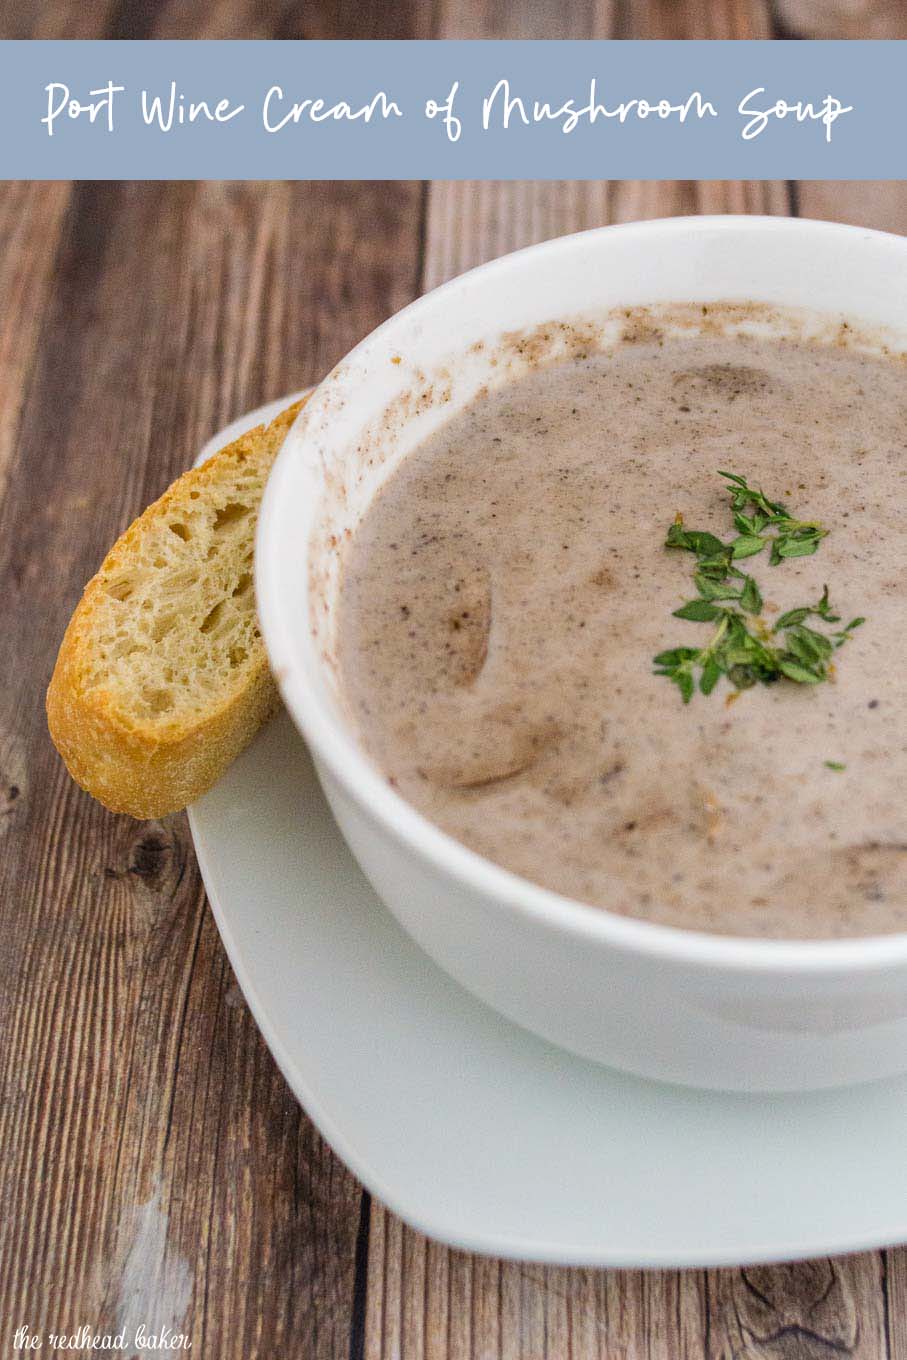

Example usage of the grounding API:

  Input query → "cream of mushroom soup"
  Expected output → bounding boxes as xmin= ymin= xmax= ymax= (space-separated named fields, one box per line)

xmin=336 ymin=319 xmax=906 ymax=938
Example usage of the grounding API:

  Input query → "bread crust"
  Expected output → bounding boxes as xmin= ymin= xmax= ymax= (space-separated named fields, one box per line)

xmin=46 ymin=400 xmax=305 ymax=819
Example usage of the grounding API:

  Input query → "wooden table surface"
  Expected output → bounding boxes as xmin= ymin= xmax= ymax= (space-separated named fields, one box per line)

xmin=3 ymin=3 xmax=907 ymax=1357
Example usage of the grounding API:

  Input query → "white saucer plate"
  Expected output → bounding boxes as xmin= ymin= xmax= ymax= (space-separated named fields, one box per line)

xmin=188 ymin=398 xmax=907 ymax=1268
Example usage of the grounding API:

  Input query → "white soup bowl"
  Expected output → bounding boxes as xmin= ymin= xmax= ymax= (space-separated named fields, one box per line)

xmin=256 ymin=215 xmax=907 ymax=1092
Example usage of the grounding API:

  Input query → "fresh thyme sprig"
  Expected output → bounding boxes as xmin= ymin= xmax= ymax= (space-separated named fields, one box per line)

xmin=718 ymin=470 xmax=829 ymax=565
xmin=653 ymin=473 xmax=865 ymax=704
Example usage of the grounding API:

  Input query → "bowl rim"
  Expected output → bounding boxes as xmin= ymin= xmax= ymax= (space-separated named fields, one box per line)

xmin=257 ymin=213 xmax=907 ymax=977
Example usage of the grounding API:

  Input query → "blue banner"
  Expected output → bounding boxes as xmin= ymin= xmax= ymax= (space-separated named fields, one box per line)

xmin=1 ymin=40 xmax=903 ymax=180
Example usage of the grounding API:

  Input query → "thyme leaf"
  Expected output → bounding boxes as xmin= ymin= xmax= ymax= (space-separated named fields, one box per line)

xmin=717 ymin=470 xmax=829 ymax=565
xmin=654 ymin=474 xmax=865 ymax=702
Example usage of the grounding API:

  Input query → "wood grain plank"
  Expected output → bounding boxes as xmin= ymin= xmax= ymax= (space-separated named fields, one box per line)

xmin=796 ymin=182 xmax=907 ymax=235
xmin=618 ymin=0 xmax=772 ymax=37
xmin=147 ymin=0 xmax=434 ymax=40
xmin=886 ymin=1251 xmax=907 ymax=1360
xmin=423 ymin=180 xmax=613 ymax=290
xmin=0 ymin=184 xmax=71 ymax=508
xmin=613 ymin=179 xmax=791 ymax=222
xmin=364 ymin=1228 xmax=714 ymax=1360
xmin=0 ymin=176 xmax=425 ymax=1358
xmin=436 ymin=0 xmax=615 ymax=38
xmin=706 ymin=1255 xmax=889 ymax=1359
xmin=1 ymin=0 xmax=435 ymax=39
xmin=775 ymin=0 xmax=906 ymax=39
xmin=1 ymin=1 xmax=119 ymax=38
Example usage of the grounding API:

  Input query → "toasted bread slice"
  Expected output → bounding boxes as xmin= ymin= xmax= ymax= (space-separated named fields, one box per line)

xmin=47 ymin=399 xmax=306 ymax=818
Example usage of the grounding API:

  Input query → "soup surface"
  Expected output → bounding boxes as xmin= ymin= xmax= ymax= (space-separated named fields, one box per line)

xmin=336 ymin=320 xmax=907 ymax=938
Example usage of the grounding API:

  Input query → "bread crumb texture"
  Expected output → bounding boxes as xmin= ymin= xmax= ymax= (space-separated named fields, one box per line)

xmin=88 ymin=455 xmax=265 ymax=724
xmin=47 ymin=399 xmax=306 ymax=818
